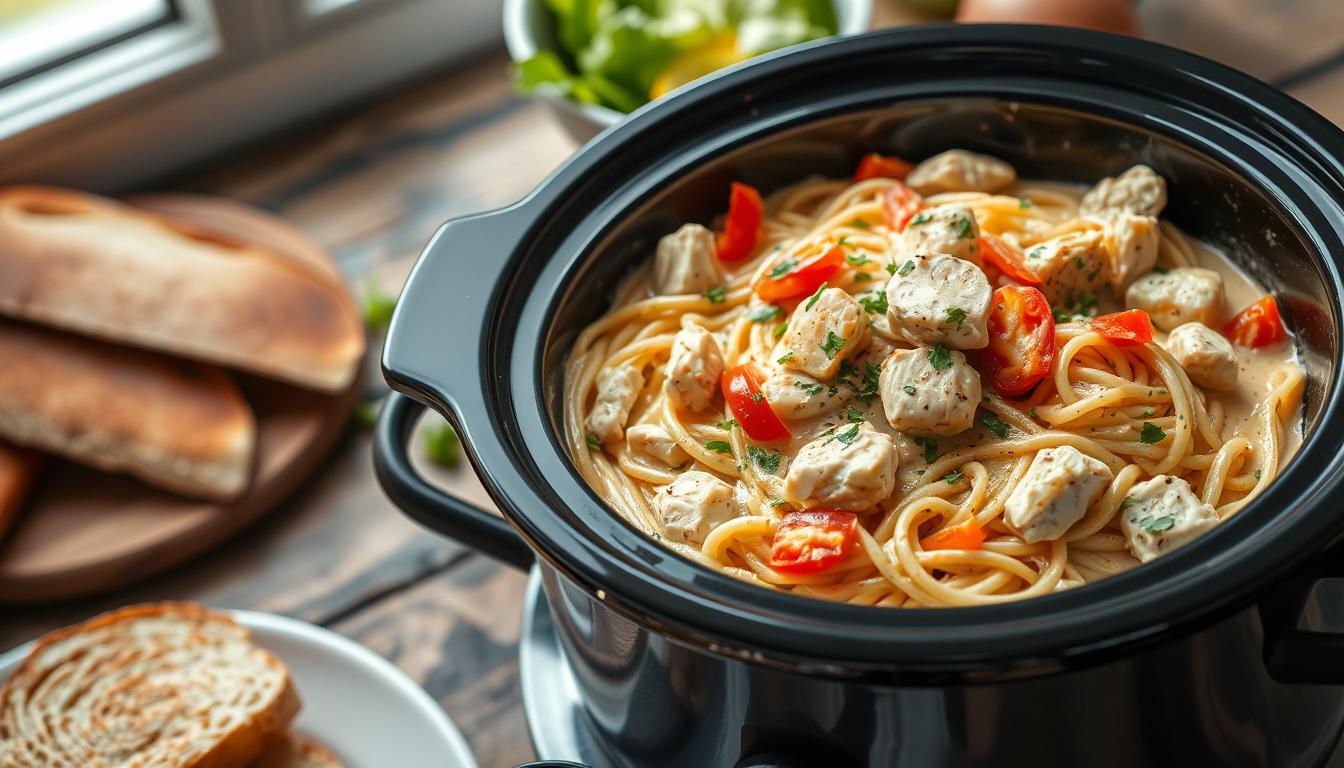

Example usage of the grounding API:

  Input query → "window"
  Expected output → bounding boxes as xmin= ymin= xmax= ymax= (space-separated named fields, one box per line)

xmin=0 ymin=0 xmax=503 ymax=190
xmin=0 ymin=0 xmax=176 ymax=86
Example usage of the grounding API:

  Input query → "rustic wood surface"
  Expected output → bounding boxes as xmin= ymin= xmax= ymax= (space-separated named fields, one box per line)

xmin=3 ymin=2 xmax=1343 ymax=766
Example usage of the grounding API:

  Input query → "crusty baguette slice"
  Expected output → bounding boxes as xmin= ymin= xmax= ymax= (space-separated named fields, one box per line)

xmin=0 ymin=320 xmax=255 ymax=499
xmin=253 ymin=732 xmax=344 ymax=768
xmin=0 ymin=185 xmax=364 ymax=393
xmin=0 ymin=603 xmax=301 ymax=768
xmin=0 ymin=444 xmax=39 ymax=542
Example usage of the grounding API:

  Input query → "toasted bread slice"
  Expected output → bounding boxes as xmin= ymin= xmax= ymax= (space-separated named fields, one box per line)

xmin=0 ymin=185 xmax=364 ymax=393
xmin=0 ymin=603 xmax=300 ymax=768
xmin=0 ymin=444 xmax=39 ymax=541
xmin=254 ymin=732 xmax=343 ymax=768
xmin=0 ymin=319 xmax=255 ymax=499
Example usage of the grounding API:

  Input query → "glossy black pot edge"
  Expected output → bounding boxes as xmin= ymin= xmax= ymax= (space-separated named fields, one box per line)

xmin=378 ymin=26 xmax=1344 ymax=683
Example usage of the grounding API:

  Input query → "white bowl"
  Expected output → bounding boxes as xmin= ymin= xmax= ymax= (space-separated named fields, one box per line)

xmin=502 ymin=0 xmax=873 ymax=143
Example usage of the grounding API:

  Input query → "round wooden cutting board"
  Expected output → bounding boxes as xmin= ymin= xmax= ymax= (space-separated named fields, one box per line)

xmin=0 ymin=194 xmax=364 ymax=604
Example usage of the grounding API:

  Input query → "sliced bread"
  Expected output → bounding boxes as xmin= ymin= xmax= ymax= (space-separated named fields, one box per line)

xmin=253 ymin=732 xmax=343 ymax=768
xmin=0 ymin=185 xmax=364 ymax=393
xmin=0 ymin=319 xmax=255 ymax=499
xmin=0 ymin=603 xmax=300 ymax=768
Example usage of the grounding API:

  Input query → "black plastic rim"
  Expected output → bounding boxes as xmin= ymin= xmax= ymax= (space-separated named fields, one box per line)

xmin=389 ymin=25 xmax=1344 ymax=681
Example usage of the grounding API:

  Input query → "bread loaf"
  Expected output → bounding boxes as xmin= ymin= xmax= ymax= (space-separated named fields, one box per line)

xmin=254 ymin=732 xmax=343 ymax=768
xmin=0 ymin=320 xmax=255 ymax=499
xmin=0 ymin=444 xmax=39 ymax=541
xmin=0 ymin=186 xmax=364 ymax=392
xmin=0 ymin=603 xmax=300 ymax=768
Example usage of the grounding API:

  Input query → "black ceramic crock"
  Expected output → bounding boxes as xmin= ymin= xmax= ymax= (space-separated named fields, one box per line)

xmin=375 ymin=25 xmax=1344 ymax=767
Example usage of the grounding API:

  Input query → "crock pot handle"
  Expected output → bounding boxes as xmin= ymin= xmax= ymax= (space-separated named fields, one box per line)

xmin=374 ymin=392 xmax=535 ymax=570
xmin=1262 ymin=547 xmax=1344 ymax=684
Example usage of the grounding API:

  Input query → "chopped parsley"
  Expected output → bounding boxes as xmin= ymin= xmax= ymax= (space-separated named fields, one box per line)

xmin=980 ymin=412 xmax=1010 ymax=439
xmin=748 ymin=305 xmax=782 ymax=323
xmin=1053 ymin=291 xmax=1097 ymax=322
xmin=804 ymin=283 xmax=828 ymax=310
xmin=1142 ymin=408 xmax=1154 ymax=417
xmin=834 ymin=424 xmax=861 ymax=445
xmin=859 ymin=292 xmax=888 ymax=315
xmin=751 ymin=392 xmax=764 ymax=403
xmin=704 ymin=285 xmax=727 ymax=303
xmin=773 ymin=322 xmax=788 ymax=340
xmin=1028 ymin=246 xmax=1046 ymax=260
xmin=849 ymin=218 xmax=871 ymax=229
xmin=585 ymin=433 xmax=601 ymax=450
xmin=820 ymin=331 xmax=846 ymax=360
xmin=777 ymin=352 xmax=795 ymax=364
xmin=1139 ymin=421 xmax=1167 ymax=444
xmin=799 ymin=382 xmax=824 ymax=396
xmin=748 ymin=446 xmax=782 ymax=474
xmin=1019 ymin=198 xmax=1033 ymax=209
xmin=903 ymin=385 xmax=917 ymax=396
xmin=953 ymin=216 xmax=975 ymax=239
xmin=715 ymin=419 xmax=738 ymax=430
xmin=846 ymin=252 xmax=870 ymax=266
xmin=1028 ymin=407 xmax=1038 ymax=419
xmin=704 ymin=440 xmax=734 ymax=455
xmin=837 ymin=237 xmax=848 ymax=246
xmin=1139 ymin=515 xmax=1176 ymax=533
xmin=944 ymin=470 xmax=963 ymax=485
xmin=898 ymin=259 xmax=916 ymax=276
xmin=912 ymin=436 xmax=940 ymax=464
xmin=1073 ymin=256 xmax=1085 ymax=270
xmin=945 ymin=307 xmax=967 ymax=327
xmin=927 ymin=344 xmax=952 ymax=371
xmin=845 ymin=361 xmax=882 ymax=404
xmin=769 ymin=259 xmax=798 ymax=279
xmin=1119 ymin=496 xmax=1136 ymax=512
xmin=846 ymin=406 xmax=865 ymax=423
xmin=909 ymin=212 xmax=932 ymax=226
xmin=853 ymin=272 xmax=872 ymax=282
xmin=1255 ymin=468 xmax=1263 ymax=481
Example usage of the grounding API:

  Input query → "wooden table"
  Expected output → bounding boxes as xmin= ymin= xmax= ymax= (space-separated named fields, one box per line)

xmin=4 ymin=2 xmax=1343 ymax=766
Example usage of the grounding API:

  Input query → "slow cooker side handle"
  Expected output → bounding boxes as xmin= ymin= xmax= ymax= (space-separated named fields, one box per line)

xmin=374 ymin=393 xmax=535 ymax=570
xmin=1261 ymin=545 xmax=1344 ymax=684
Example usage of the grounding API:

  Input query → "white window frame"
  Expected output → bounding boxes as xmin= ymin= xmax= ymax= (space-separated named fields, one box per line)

xmin=0 ymin=0 xmax=501 ymax=190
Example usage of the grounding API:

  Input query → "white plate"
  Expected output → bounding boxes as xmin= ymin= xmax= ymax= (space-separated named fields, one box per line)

xmin=0 ymin=609 xmax=478 ymax=768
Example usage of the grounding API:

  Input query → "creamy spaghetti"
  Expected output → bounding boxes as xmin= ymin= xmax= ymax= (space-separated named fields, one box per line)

xmin=564 ymin=150 xmax=1304 ymax=608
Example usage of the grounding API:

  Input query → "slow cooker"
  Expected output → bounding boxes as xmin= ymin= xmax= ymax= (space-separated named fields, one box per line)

xmin=374 ymin=25 xmax=1344 ymax=767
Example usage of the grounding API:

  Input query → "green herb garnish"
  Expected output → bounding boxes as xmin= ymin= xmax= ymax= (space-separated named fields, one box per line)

xmin=846 ymin=406 xmax=864 ymax=423
xmin=835 ymin=424 xmax=861 ymax=445
xmin=909 ymin=212 xmax=932 ymax=226
xmin=954 ymin=215 xmax=975 ymax=239
xmin=945 ymin=307 xmax=967 ymax=327
xmin=858 ymin=292 xmax=888 ymax=315
xmin=850 ymin=218 xmax=870 ymax=229
xmin=585 ymin=433 xmax=601 ymax=451
xmin=912 ymin=436 xmax=939 ymax=464
xmin=804 ymin=283 xmax=828 ymax=310
xmin=1119 ymin=496 xmax=1136 ymax=512
xmin=777 ymin=352 xmax=795 ymax=364
xmin=715 ymin=419 xmax=738 ymax=431
xmin=1139 ymin=421 xmax=1167 ymax=444
xmin=748 ymin=446 xmax=782 ymax=474
xmin=928 ymin=344 xmax=952 ymax=371
xmin=898 ymin=259 xmax=916 ymax=276
xmin=820 ymin=331 xmax=846 ymax=360
xmin=902 ymin=385 xmax=916 ymax=396
xmin=704 ymin=285 xmax=727 ymax=303
xmin=773 ymin=322 xmax=788 ymax=340
xmin=944 ymin=470 xmax=963 ymax=485
xmin=1019 ymin=198 xmax=1032 ymax=209
xmin=846 ymin=252 xmax=869 ymax=266
xmin=769 ymin=258 xmax=798 ymax=279
xmin=980 ymin=412 xmax=1010 ymax=439
xmin=748 ymin=305 xmax=782 ymax=323
xmin=705 ymin=440 xmax=734 ymax=456
xmin=1139 ymin=515 xmax=1176 ymax=533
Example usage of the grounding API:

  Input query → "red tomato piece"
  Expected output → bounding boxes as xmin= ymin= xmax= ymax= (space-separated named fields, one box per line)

xmin=880 ymin=182 xmax=925 ymax=231
xmin=1092 ymin=309 xmax=1154 ymax=346
xmin=720 ymin=363 xmax=791 ymax=442
xmin=754 ymin=244 xmax=845 ymax=302
xmin=854 ymin=153 xmax=914 ymax=182
xmin=716 ymin=182 xmax=764 ymax=263
xmin=769 ymin=509 xmax=860 ymax=574
xmin=978 ymin=233 xmax=1041 ymax=286
xmin=984 ymin=285 xmax=1056 ymax=396
xmin=920 ymin=516 xmax=987 ymax=552
xmin=1224 ymin=295 xmax=1287 ymax=348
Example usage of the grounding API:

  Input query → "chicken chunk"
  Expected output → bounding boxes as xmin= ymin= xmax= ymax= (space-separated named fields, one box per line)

xmin=1098 ymin=212 xmax=1160 ymax=291
xmin=626 ymin=423 xmax=689 ymax=468
xmin=1164 ymin=322 xmax=1238 ymax=391
xmin=779 ymin=287 xmax=870 ymax=379
xmin=1120 ymin=475 xmax=1219 ymax=563
xmin=878 ymin=347 xmax=981 ymax=436
xmin=1079 ymin=165 xmax=1167 ymax=218
xmin=906 ymin=150 xmax=1016 ymax=195
xmin=653 ymin=223 xmax=726 ymax=295
xmin=1025 ymin=230 xmax=1110 ymax=307
xmin=664 ymin=324 xmax=724 ymax=413
xmin=784 ymin=422 xmax=898 ymax=512
xmin=653 ymin=470 xmax=742 ymax=546
xmin=1125 ymin=267 xmax=1224 ymax=330
xmin=586 ymin=364 xmax=643 ymax=443
xmin=885 ymin=252 xmax=992 ymax=349
xmin=760 ymin=370 xmax=848 ymax=420
xmin=1005 ymin=446 xmax=1114 ymax=543
xmin=899 ymin=204 xmax=981 ymax=265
